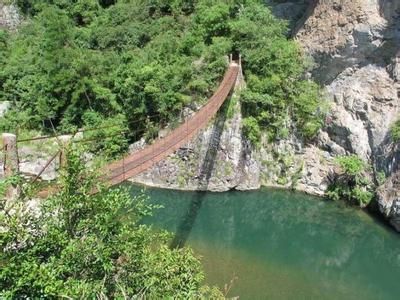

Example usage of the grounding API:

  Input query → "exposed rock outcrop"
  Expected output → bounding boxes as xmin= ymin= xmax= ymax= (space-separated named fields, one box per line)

xmin=295 ymin=0 xmax=400 ymax=228
xmin=296 ymin=0 xmax=400 ymax=163
xmin=133 ymin=98 xmax=260 ymax=192
xmin=0 ymin=3 xmax=20 ymax=30
xmin=377 ymin=171 xmax=400 ymax=231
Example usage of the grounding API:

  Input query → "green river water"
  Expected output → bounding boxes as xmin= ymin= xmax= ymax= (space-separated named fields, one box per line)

xmin=129 ymin=186 xmax=400 ymax=300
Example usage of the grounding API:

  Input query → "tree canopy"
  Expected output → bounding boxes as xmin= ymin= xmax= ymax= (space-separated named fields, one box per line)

xmin=0 ymin=147 xmax=222 ymax=298
xmin=0 ymin=0 xmax=325 ymax=149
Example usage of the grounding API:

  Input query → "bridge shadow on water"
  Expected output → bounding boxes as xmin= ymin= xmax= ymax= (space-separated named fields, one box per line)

xmin=169 ymin=95 xmax=232 ymax=249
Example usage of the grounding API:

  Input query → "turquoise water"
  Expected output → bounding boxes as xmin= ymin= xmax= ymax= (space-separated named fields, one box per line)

xmin=129 ymin=186 xmax=400 ymax=300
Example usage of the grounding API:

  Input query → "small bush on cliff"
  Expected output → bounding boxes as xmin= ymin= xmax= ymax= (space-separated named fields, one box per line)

xmin=242 ymin=116 xmax=261 ymax=147
xmin=390 ymin=118 xmax=400 ymax=143
xmin=0 ymin=147 xmax=222 ymax=298
xmin=327 ymin=155 xmax=373 ymax=206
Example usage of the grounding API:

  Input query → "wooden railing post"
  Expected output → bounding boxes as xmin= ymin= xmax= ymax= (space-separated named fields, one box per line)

xmin=2 ymin=133 xmax=20 ymax=202
xmin=58 ymin=135 xmax=72 ymax=168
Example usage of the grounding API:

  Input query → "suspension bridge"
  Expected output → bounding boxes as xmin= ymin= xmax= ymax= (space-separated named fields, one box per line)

xmin=2 ymin=57 xmax=241 ymax=197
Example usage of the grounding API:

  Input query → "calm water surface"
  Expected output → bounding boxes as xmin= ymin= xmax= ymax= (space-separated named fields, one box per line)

xmin=129 ymin=186 xmax=400 ymax=300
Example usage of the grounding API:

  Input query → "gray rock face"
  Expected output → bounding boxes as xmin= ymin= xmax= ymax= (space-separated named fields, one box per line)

xmin=0 ymin=101 xmax=10 ymax=117
xmin=17 ymin=145 xmax=59 ymax=181
xmin=266 ymin=0 xmax=310 ymax=31
xmin=296 ymin=0 xmax=400 ymax=83
xmin=325 ymin=65 xmax=399 ymax=162
xmin=0 ymin=3 xmax=20 ymax=30
xmin=295 ymin=0 xmax=400 ymax=228
xmin=377 ymin=172 xmax=400 ymax=231
xmin=132 ymin=95 xmax=261 ymax=192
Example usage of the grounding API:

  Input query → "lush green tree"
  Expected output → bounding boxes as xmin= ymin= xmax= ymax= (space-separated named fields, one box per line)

xmin=231 ymin=3 xmax=325 ymax=142
xmin=390 ymin=118 xmax=400 ymax=142
xmin=0 ymin=148 xmax=222 ymax=298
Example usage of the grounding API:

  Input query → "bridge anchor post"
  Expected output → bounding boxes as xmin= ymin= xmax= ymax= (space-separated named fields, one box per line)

xmin=58 ymin=135 xmax=72 ymax=168
xmin=2 ymin=133 xmax=20 ymax=204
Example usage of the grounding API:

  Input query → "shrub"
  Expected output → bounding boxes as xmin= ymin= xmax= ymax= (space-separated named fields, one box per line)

xmin=242 ymin=116 xmax=261 ymax=148
xmin=0 ymin=147 xmax=222 ymax=298
xmin=376 ymin=171 xmax=386 ymax=186
xmin=335 ymin=155 xmax=367 ymax=177
xmin=391 ymin=118 xmax=400 ymax=142
xmin=327 ymin=155 xmax=373 ymax=206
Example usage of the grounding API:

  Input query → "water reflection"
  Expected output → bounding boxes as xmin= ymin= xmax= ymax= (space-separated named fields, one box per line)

xmin=170 ymin=96 xmax=230 ymax=248
xmin=170 ymin=193 xmax=205 ymax=248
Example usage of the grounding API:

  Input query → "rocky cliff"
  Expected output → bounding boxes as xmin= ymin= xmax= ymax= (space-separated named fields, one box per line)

xmin=0 ymin=2 xmax=20 ymax=30
xmin=294 ymin=0 xmax=400 ymax=228
xmin=132 ymin=0 xmax=400 ymax=229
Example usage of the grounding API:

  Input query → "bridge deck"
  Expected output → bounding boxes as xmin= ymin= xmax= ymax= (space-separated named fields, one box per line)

xmin=104 ymin=62 xmax=240 ymax=186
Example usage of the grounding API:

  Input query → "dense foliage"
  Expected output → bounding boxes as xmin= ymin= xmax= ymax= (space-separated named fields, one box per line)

xmin=0 ymin=0 xmax=324 ymax=150
xmin=391 ymin=118 xmax=400 ymax=143
xmin=327 ymin=155 xmax=373 ymax=206
xmin=0 ymin=148 xmax=222 ymax=298
xmin=231 ymin=4 xmax=325 ymax=144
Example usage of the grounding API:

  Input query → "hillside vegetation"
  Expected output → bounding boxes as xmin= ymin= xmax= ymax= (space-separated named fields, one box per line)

xmin=0 ymin=0 xmax=323 ymax=151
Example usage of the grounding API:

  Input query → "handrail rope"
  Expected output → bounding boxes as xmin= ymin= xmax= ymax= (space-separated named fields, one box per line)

xmin=72 ymin=130 xmax=131 ymax=144
xmin=16 ymin=112 xmax=166 ymax=143
xmin=31 ymin=150 xmax=61 ymax=184
xmin=72 ymin=111 xmax=187 ymax=145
